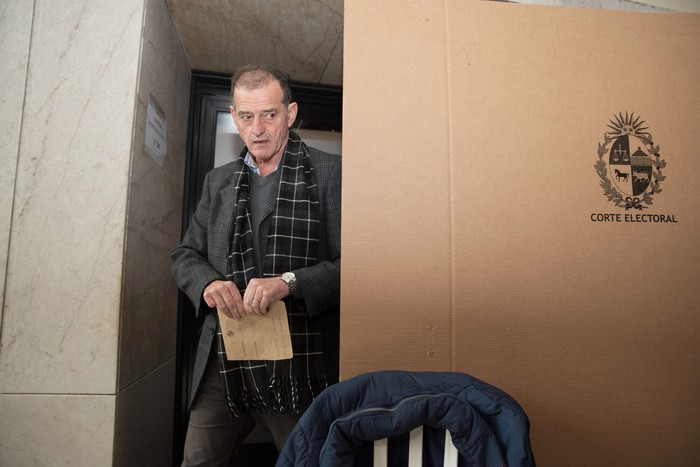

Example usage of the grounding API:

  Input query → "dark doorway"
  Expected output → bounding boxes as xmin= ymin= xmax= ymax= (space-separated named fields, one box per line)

xmin=173 ymin=71 xmax=342 ymax=466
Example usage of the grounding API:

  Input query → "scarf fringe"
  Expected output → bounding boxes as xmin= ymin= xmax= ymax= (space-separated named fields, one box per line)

xmin=225 ymin=376 xmax=328 ymax=417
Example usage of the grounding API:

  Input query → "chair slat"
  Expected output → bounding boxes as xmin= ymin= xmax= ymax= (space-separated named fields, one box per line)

xmin=408 ymin=426 xmax=424 ymax=467
xmin=443 ymin=430 xmax=459 ymax=467
xmin=373 ymin=437 xmax=388 ymax=467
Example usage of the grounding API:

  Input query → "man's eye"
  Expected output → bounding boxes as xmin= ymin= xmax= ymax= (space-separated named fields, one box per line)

xmin=263 ymin=112 xmax=277 ymax=121
xmin=240 ymin=115 xmax=252 ymax=121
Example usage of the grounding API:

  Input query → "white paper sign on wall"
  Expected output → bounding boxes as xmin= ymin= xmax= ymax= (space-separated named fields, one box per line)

xmin=145 ymin=94 xmax=167 ymax=167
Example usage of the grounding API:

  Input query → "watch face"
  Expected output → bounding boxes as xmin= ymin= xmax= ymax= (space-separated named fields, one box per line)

xmin=282 ymin=272 xmax=295 ymax=282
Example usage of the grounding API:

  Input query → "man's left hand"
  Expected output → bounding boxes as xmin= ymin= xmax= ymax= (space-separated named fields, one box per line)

xmin=242 ymin=277 xmax=290 ymax=316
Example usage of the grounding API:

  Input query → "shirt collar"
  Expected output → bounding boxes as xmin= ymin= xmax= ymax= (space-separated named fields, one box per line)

xmin=244 ymin=152 xmax=281 ymax=175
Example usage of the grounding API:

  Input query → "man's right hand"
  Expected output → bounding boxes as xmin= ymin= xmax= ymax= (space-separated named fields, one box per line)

xmin=202 ymin=280 xmax=245 ymax=320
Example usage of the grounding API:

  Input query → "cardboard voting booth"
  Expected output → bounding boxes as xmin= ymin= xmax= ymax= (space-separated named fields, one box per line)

xmin=341 ymin=0 xmax=700 ymax=464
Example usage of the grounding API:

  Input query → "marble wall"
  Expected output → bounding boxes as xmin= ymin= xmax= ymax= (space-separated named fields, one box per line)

xmin=0 ymin=0 xmax=33 ymax=344
xmin=0 ymin=0 xmax=189 ymax=465
xmin=115 ymin=0 xmax=190 ymax=463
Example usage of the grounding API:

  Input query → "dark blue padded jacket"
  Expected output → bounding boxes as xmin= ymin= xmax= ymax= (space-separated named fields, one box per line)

xmin=276 ymin=370 xmax=535 ymax=467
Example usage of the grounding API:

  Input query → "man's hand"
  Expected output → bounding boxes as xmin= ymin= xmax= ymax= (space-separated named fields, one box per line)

xmin=242 ymin=277 xmax=291 ymax=316
xmin=203 ymin=280 xmax=244 ymax=320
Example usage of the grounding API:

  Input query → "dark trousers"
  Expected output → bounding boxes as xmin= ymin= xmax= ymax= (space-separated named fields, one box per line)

xmin=181 ymin=355 xmax=300 ymax=467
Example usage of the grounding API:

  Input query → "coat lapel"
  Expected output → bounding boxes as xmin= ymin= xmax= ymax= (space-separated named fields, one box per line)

xmin=217 ymin=165 xmax=244 ymax=272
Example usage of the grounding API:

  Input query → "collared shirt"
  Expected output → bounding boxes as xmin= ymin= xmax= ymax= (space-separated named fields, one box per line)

xmin=244 ymin=152 xmax=280 ymax=175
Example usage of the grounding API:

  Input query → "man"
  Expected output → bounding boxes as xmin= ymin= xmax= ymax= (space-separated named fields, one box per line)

xmin=171 ymin=64 xmax=341 ymax=466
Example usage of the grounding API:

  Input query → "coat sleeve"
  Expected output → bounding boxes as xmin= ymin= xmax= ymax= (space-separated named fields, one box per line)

xmin=170 ymin=170 xmax=226 ymax=317
xmin=293 ymin=154 xmax=342 ymax=317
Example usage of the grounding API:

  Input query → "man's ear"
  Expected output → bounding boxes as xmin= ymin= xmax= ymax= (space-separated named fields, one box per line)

xmin=287 ymin=102 xmax=298 ymax=128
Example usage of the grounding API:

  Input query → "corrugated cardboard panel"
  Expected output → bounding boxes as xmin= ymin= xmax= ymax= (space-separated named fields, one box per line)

xmin=342 ymin=0 xmax=454 ymax=372
xmin=446 ymin=1 xmax=700 ymax=465
xmin=342 ymin=0 xmax=699 ymax=465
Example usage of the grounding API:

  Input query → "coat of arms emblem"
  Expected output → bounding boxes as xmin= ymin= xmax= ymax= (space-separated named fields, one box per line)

xmin=595 ymin=112 xmax=666 ymax=210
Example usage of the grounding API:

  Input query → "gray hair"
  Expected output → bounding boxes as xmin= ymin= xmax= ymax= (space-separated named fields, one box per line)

xmin=230 ymin=64 xmax=293 ymax=107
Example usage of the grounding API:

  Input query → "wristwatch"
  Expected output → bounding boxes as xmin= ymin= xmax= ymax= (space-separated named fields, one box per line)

xmin=280 ymin=272 xmax=297 ymax=296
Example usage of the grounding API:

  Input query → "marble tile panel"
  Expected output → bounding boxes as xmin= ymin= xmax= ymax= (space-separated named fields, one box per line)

xmin=0 ymin=393 xmax=115 ymax=466
xmin=114 ymin=358 xmax=176 ymax=467
xmin=0 ymin=0 xmax=144 ymax=394
xmin=511 ymin=0 xmax=672 ymax=11
xmin=0 ymin=0 xmax=33 ymax=336
xmin=118 ymin=0 xmax=190 ymax=389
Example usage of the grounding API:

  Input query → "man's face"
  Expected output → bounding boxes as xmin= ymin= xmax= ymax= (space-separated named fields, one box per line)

xmin=230 ymin=80 xmax=297 ymax=165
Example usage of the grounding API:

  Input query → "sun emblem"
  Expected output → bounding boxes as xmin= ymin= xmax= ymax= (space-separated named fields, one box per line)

xmin=595 ymin=112 xmax=666 ymax=210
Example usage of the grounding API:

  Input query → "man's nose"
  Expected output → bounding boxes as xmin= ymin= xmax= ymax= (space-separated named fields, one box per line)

xmin=252 ymin=117 xmax=265 ymax=135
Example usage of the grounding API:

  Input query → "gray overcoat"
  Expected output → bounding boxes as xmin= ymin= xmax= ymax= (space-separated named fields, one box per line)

xmin=171 ymin=147 xmax=342 ymax=405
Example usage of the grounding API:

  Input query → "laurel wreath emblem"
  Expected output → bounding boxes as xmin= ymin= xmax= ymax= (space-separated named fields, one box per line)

xmin=595 ymin=112 xmax=666 ymax=210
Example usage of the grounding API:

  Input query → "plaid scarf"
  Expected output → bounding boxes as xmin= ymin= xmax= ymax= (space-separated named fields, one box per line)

xmin=217 ymin=132 xmax=327 ymax=416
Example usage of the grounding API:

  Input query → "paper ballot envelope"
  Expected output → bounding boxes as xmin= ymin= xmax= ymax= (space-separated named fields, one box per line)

xmin=218 ymin=301 xmax=293 ymax=361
